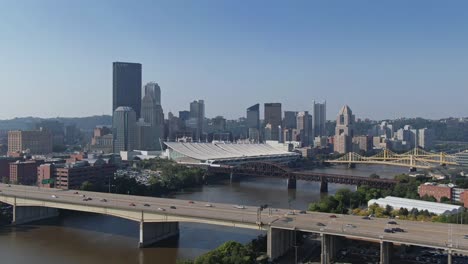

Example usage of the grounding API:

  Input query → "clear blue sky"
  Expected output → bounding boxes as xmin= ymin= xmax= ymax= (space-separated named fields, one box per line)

xmin=1 ymin=0 xmax=467 ymax=120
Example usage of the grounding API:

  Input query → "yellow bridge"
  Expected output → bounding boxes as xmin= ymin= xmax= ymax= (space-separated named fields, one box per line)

xmin=326 ymin=148 xmax=460 ymax=170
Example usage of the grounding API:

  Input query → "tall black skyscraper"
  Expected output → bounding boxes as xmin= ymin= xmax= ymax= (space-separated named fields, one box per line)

xmin=113 ymin=62 xmax=142 ymax=118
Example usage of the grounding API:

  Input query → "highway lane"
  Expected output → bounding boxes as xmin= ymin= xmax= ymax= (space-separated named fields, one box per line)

xmin=3 ymin=183 xmax=468 ymax=252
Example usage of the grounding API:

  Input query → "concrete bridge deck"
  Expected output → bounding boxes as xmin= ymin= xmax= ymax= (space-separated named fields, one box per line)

xmin=1 ymin=183 xmax=468 ymax=263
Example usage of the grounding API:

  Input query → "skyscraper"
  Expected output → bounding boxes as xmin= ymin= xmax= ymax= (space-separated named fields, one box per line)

xmin=246 ymin=104 xmax=260 ymax=142
xmin=283 ymin=111 xmax=298 ymax=129
xmin=296 ymin=111 xmax=313 ymax=147
xmin=113 ymin=107 xmax=137 ymax=153
xmin=334 ymin=105 xmax=355 ymax=154
xmin=141 ymin=82 xmax=164 ymax=150
xmin=264 ymin=103 xmax=282 ymax=141
xmin=113 ymin=62 xmax=142 ymax=118
xmin=313 ymin=100 xmax=326 ymax=137
xmin=189 ymin=100 xmax=205 ymax=141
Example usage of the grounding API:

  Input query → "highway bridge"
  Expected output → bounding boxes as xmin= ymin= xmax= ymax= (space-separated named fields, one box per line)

xmin=199 ymin=162 xmax=398 ymax=192
xmin=1 ymin=184 xmax=468 ymax=263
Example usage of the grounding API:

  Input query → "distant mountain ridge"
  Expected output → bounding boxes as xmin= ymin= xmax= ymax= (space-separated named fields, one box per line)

xmin=0 ymin=115 xmax=112 ymax=131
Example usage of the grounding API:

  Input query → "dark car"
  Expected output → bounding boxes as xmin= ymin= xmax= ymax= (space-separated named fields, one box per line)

xmin=299 ymin=210 xmax=306 ymax=214
xmin=362 ymin=216 xmax=371 ymax=220
xmin=388 ymin=221 xmax=398 ymax=225
xmin=317 ymin=222 xmax=326 ymax=227
xmin=144 ymin=203 xmax=150 ymax=207
xmin=170 ymin=206 xmax=177 ymax=209
xmin=129 ymin=203 xmax=136 ymax=206
xmin=384 ymin=228 xmax=394 ymax=233
xmin=329 ymin=215 xmax=337 ymax=218
xmin=392 ymin=227 xmax=405 ymax=232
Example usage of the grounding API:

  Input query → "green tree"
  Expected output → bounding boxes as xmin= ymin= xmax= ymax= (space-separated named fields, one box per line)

xmin=80 ymin=181 xmax=94 ymax=191
xmin=440 ymin=196 xmax=451 ymax=203
xmin=369 ymin=173 xmax=380 ymax=179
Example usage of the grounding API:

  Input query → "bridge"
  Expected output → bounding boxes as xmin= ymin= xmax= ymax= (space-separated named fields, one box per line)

xmin=326 ymin=148 xmax=460 ymax=170
xmin=199 ymin=162 xmax=398 ymax=192
xmin=1 ymin=184 xmax=468 ymax=264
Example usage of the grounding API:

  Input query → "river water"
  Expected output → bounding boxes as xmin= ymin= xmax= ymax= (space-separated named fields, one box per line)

xmin=0 ymin=165 xmax=407 ymax=264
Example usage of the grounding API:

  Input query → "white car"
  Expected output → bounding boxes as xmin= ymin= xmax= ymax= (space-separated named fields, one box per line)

xmin=234 ymin=205 xmax=246 ymax=209
xmin=51 ymin=195 xmax=58 ymax=198
xmin=157 ymin=207 xmax=165 ymax=211
xmin=205 ymin=204 xmax=213 ymax=207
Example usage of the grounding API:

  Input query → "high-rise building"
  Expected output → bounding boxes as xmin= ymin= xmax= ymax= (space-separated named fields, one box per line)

xmin=334 ymin=105 xmax=355 ymax=154
xmin=113 ymin=62 xmax=142 ymax=118
xmin=112 ymin=107 xmax=137 ymax=153
xmin=418 ymin=128 xmax=434 ymax=149
xmin=296 ymin=111 xmax=313 ymax=147
xmin=264 ymin=103 xmax=282 ymax=141
xmin=8 ymin=130 xmax=53 ymax=155
xmin=141 ymin=82 xmax=164 ymax=150
xmin=313 ymin=100 xmax=326 ymax=137
xmin=246 ymin=104 xmax=260 ymax=142
xmin=35 ymin=120 xmax=65 ymax=146
xmin=90 ymin=126 xmax=113 ymax=153
xmin=136 ymin=118 xmax=152 ymax=150
xmin=283 ymin=111 xmax=298 ymax=129
xmin=189 ymin=100 xmax=205 ymax=141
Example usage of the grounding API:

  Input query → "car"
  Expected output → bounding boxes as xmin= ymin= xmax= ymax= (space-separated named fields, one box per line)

xmin=100 ymin=198 xmax=107 ymax=202
xmin=464 ymin=235 xmax=468 ymax=239
xmin=384 ymin=228 xmax=394 ymax=233
xmin=387 ymin=221 xmax=398 ymax=225
xmin=299 ymin=210 xmax=306 ymax=214
xmin=392 ymin=227 xmax=405 ymax=232
xmin=188 ymin=201 xmax=195 ymax=204
xmin=73 ymin=191 xmax=79 ymax=194
xmin=345 ymin=224 xmax=356 ymax=228
xmin=329 ymin=215 xmax=337 ymax=218
xmin=317 ymin=222 xmax=326 ymax=227
xmin=86 ymin=197 xmax=92 ymax=201
xmin=170 ymin=206 xmax=176 ymax=209
xmin=362 ymin=216 xmax=371 ymax=220
xmin=80 ymin=194 xmax=86 ymax=198
xmin=286 ymin=211 xmax=295 ymax=215
xmin=157 ymin=207 xmax=165 ymax=211
xmin=144 ymin=203 xmax=150 ymax=207
xmin=82 ymin=198 xmax=88 ymax=201
xmin=51 ymin=195 xmax=58 ymax=198
xmin=234 ymin=205 xmax=246 ymax=209
xmin=129 ymin=203 xmax=136 ymax=206
xmin=205 ymin=204 xmax=213 ymax=207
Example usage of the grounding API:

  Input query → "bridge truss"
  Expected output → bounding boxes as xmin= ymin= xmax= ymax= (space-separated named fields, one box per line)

xmin=326 ymin=148 xmax=460 ymax=169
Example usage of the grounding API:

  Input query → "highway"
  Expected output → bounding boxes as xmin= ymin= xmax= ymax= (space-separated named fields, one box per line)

xmin=2 ymin=183 xmax=468 ymax=253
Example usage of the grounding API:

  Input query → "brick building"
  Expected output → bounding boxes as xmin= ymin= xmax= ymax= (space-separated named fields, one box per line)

xmin=37 ymin=158 xmax=116 ymax=190
xmin=8 ymin=130 xmax=53 ymax=156
xmin=418 ymin=183 xmax=453 ymax=202
xmin=9 ymin=160 xmax=43 ymax=185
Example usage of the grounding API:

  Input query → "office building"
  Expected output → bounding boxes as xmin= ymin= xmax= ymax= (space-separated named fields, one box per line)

xmin=313 ymin=100 xmax=326 ymax=137
xmin=334 ymin=105 xmax=355 ymax=154
xmin=296 ymin=111 xmax=313 ymax=147
xmin=418 ymin=128 xmax=434 ymax=149
xmin=352 ymin=135 xmax=372 ymax=152
xmin=246 ymin=104 xmax=260 ymax=142
xmin=136 ymin=118 xmax=152 ymax=150
xmin=90 ymin=126 xmax=113 ymax=153
xmin=113 ymin=62 xmax=142 ymax=118
xmin=189 ymin=100 xmax=205 ymax=141
xmin=141 ymin=82 xmax=164 ymax=150
xmin=8 ymin=130 xmax=53 ymax=155
xmin=35 ymin=120 xmax=65 ymax=146
xmin=112 ymin=107 xmax=137 ymax=153
xmin=283 ymin=111 xmax=298 ymax=129
xmin=264 ymin=103 xmax=282 ymax=141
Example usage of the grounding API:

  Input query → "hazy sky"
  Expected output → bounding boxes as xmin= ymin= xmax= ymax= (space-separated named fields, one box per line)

xmin=1 ymin=0 xmax=467 ymax=120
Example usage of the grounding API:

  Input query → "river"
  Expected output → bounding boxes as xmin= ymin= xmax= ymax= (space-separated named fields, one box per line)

xmin=0 ymin=165 xmax=407 ymax=264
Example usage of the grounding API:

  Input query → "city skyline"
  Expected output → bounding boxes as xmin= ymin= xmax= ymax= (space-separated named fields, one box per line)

xmin=1 ymin=1 xmax=468 ymax=120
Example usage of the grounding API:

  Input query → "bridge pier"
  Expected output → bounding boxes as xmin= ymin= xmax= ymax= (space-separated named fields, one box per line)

xmin=139 ymin=221 xmax=179 ymax=248
xmin=287 ymin=178 xmax=297 ymax=189
xmin=13 ymin=206 xmax=59 ymax=225
xmin=321 ymin=234 xmax=339 ymax=264
xmin=380 ymin=241 xmax=393 ymax=264
xmin=267 ymin=227 xmax=295 ymax=261
xmin=320 ymin=178 xmax=328 ymax=193
xmin=348 ymin=163 xmax=356 ymax=169
xmin=447 ymin=249 xmax=452 ymax=264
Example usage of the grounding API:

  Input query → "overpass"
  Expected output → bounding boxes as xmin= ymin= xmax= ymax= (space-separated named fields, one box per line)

xmin=198 ymin=162 xmax=398 ymax=192
xmin=1 ymin=184 xmax=468 ymax=264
